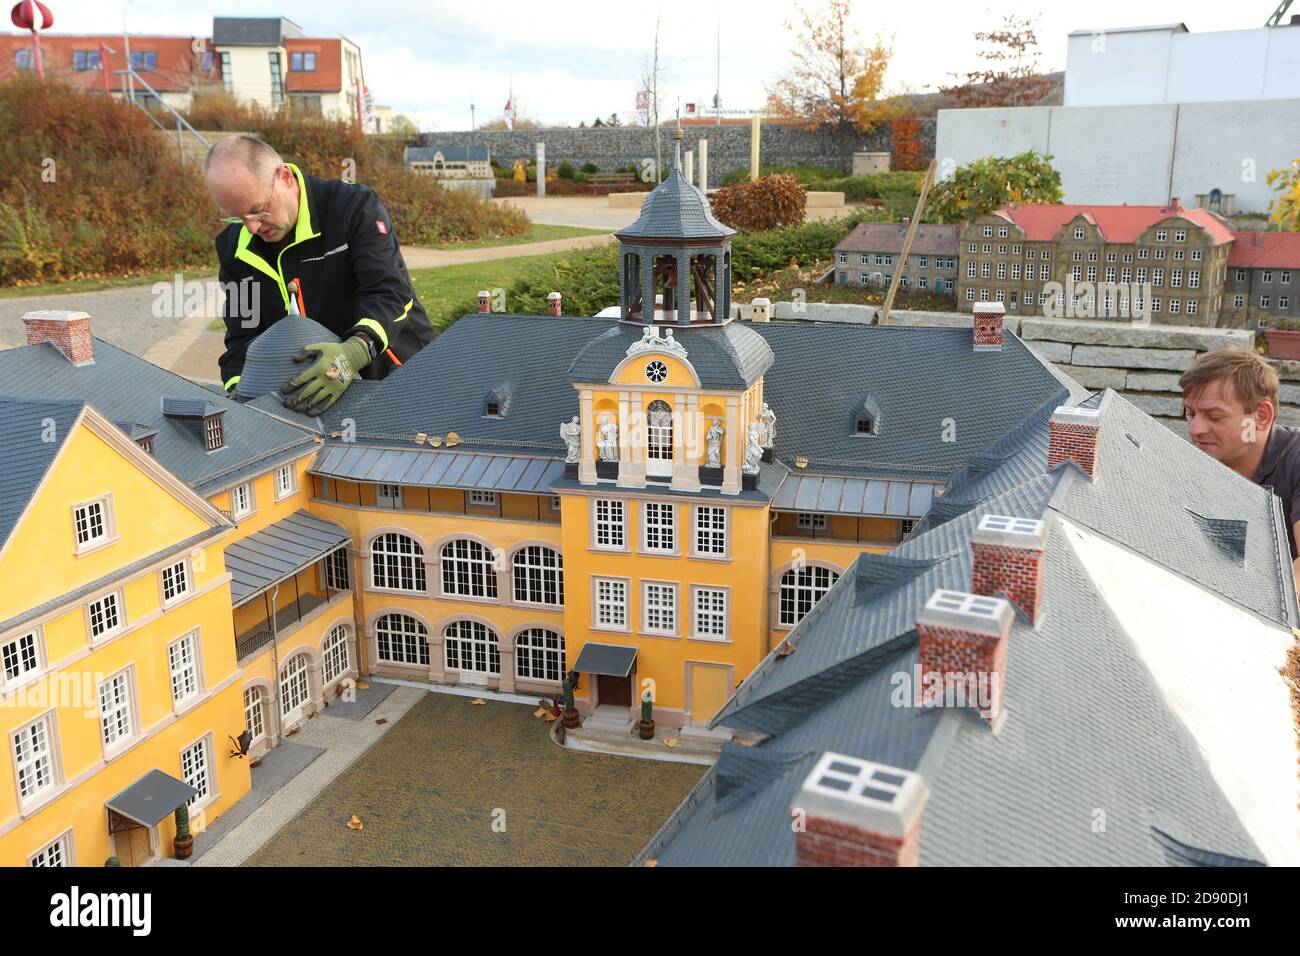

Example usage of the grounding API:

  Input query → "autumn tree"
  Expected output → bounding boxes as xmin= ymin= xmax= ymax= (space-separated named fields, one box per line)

xmin=940 ymin=13 xmax=1056 ymax=108
xmin=890 ymin=114 xmax=923 ymax=171
xmin=1267 ymin=160 xmax=1300 ymax=231
xmin=928 ymin=151 xmax=1062 ymax=224
xmin=765 ymin=0 xmax=896 ymax=173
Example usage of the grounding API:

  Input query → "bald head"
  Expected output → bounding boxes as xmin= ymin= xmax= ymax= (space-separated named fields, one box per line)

xmin=205 ymin=136 xmax=299 ymax=242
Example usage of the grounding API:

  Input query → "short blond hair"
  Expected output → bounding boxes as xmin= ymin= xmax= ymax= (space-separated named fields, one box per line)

xmin=1178 ymin=346 xmax=1279 ymax=412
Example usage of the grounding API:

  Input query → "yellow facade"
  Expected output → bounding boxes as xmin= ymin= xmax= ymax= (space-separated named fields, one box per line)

xmin=0 ymin=408 xmax=249 ymax=867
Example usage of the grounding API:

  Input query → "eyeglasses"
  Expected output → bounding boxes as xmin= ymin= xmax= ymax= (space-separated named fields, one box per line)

xmin=217 ymin=165 xmax=283 ymax=225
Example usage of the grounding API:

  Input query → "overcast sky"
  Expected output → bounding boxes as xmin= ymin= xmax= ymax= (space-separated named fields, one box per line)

xmin=14 ymin=1 xmax=1260 ymax=129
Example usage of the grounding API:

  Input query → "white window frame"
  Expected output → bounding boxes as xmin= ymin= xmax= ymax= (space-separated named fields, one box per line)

xmin=168 ymin=630 xmax=202 ymax=707
xmin=244 ymin=686 xmax=266 ymax=744
xmin=512 ymin=545 xmax=564 ymax=607
xmin=72 ymin=495 xmax=115 ymax=554
xmin=324 ymin=547 xmax=350 ymax=591
xmin=592 ymin=498 xmax=627 ymax=551
xmin=274 ymin=464 xmax=296 ymax=501
xmin=231 ymin=481 xmax=255 ymax=519
xmin=440 ymin=538 xmax=499 ymax=599
xmin=443 ymin=620 xmax=501 ymax=675
xmin=796 ymin=512 xmax=828 ymax=532
xmin=592 ymin=576 xmax=629 ymax=631
xmin=97 ymin=668 xmax=135 ymax=753
xmin=375 ymin=613 xmax=429 ymax=666
xmin=180 ymin=734 xmax=215 ymax=809
xmin=692 ymin=506 xmax=728 ymax=558
xmin=779 ymin=566 xmax=839 ymax=627
xmin=322 ymin=625 xmax=350 ymax=685
xmin=2 ymin=629 xmax=41 ymax=690
xmin=29 ymin=830 xmax=73 ymax=867
xmin=641 ymin=581 xmax=678 ymax=637
xmin=691 ymin=586 xmax=729 ymax=642
xmin=87 ymin=589 xmax=124 ymax=642
xmin=370 ymin=533 xmax=427 ymax=593
xmin=515 ymin=627 xmax=565 ymax=683
xmin=641 ymin=501 xmax=677 ymax=554
xmin=376 ymin=483 xmax=403 ymax=508
xmin=160 ymin=558 xmax=191 ymax=606
xmin=12 ymin=712 xmax=59 ymax=805
xmin=467 ymin=489 xmax=498 ymax=508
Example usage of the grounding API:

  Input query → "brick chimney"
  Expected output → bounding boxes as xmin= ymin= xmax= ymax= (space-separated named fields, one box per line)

xmin=23 ymin=310 xmax=94 ymax=366
xmin=916 ymin=589 xmax=1014 ymax=723
xmin=1047 ymin=405 xmax=1102 ymax=478
xmin=547 ymin=291 xmax=562 ymax=316
xmin=972 ymin=301 xmax=1004 ymax=352
xmin=477 ymin=290 xmax=491 ymax=314
xmin=792 ymin=752 xmax=929 ymax=867
xmin=971 ymin=515 xmax=1048 ymax=623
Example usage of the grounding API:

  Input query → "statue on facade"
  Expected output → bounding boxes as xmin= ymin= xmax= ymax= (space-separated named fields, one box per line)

xmin=559 ymin=415 xmax=581 ymax=463
xmin=597 ymin=414 xmax=619 ymax=462
xmin=760 ymin=402 xmax=776 ymax=449
xmin=705 ymin=418 xmax=724 ymax=468
xmin=743 ymin=422 xmax=764 ymax=475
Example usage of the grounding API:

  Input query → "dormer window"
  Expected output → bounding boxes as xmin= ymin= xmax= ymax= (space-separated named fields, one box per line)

xmin=856 ymin=415 xmax=875 ymax=435
xmin=162 ymin=397 xmax=226 ymax=452
xmin=484 ymin=384 xmax=512 ymax=418
xmin=137 ymin=436 xmax=154 ymax=456
xmin=853 ymin=395 xmax=882 ymax=437
xmin=204 ymin=414 xmax=225 ymax=451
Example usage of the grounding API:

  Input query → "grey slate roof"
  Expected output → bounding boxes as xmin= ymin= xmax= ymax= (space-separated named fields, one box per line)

xmin=568 ymin=319 xmax=774 ymax=390
xmin=161 ymin=397 xmax=222 ymax=418
xmin=640 ymin=388 xmax=1295 ymax=867
xmin=771 ymin=473 xmax=938 ymax=518
xmin=615 ymin=168 xmax=736 ymax=241
xmin=232 ymin=314 xmax=357 ymax=404
xmin=106 ymin=769 xmax=198 ymax=828
xmin=751 ymin=323 xmax=1067 ymax=478
xmin=836 ymin=222 xmax=959 ymax=256
xmin=223 ymin=510 xmax=350 ymax=606
xmin=405 ymin=147 xmax=490 ymax=164
xmin=0 ymin=396 xmax=84 ymax=554
xmin=212 ymin=16 xmax=302 ymax=46
xmin=310 ymin=444 xmax=566 ymax=495
xmin=0 ymin=339 xmax=318 ymax=497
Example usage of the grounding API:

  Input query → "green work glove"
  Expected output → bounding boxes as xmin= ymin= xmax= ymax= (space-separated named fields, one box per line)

xmin=282 ymin=336 xmax=371 ymax=416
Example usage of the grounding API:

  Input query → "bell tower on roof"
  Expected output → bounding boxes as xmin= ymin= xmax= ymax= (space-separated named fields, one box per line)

xmin=614 ymin=122 xmax=736 ymax=325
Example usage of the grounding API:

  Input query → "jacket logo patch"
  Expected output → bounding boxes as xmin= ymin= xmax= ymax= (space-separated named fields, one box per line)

xmin=376 ymin=220 xmax=388 ymax=235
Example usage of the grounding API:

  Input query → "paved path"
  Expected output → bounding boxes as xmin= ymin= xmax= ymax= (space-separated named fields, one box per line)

xmin=192 ymin=685 xmax=425 ymax=867
xmin=401 ymin=232 xmax=613 ymax=268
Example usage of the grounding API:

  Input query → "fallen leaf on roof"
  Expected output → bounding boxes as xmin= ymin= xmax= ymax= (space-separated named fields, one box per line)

xmin=664 ymin=737 xmax=679 ymax=748
xmin=347 ymin=815 xmax=364 ymax=831
xmin=471 ymin=698 xmax=486 ymax=705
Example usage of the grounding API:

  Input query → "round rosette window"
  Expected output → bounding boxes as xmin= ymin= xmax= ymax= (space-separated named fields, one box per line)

xmin=645 ymin=360 xmax=668 ymax=383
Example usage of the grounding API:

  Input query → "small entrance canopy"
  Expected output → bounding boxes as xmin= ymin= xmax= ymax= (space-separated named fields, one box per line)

xmin=106 ymin=769 xmax=198 ymax=829
xmin=572 ymin=643 xmax=638 ymax=678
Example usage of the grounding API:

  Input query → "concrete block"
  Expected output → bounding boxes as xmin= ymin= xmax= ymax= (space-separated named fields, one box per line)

xmin=1280 ymin=384 xmax=1300 ymax=406
xmin=1127 ymin=393 xmax=1185 ymax=417
xmin=805 ymin=191 xmax=846 ymax=208
xmin=1071 ymin=345 xmax=1197 ymax=370
xmin=1019 ymin=318 xmax=1253 ymax=352
xmin=1027 ymin=341 xmax=1072 ymax=363
xmin=1126 ymin=371 xmax=1183 ymax=392
xmin=1267 ymin=359 xmax=1300 ymax=383
xmin=1278 ymin=405 xmax=1300 ymax=428
xmin=1057 ymin=365 xmax=1126 ymax=389
xmin=885 ymin=310 xmax=1023 ymax=335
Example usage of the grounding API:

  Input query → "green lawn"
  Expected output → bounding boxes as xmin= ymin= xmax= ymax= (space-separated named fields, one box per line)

xmin=427 ymin=223 xmax=608 ymax=250
xmin=0 ymin=269 xmax=218 ymax=301
xmin=409 ymin=251 xmax=582 ymax=332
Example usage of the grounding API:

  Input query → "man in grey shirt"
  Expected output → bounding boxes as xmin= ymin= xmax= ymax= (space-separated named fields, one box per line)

xmin=1181 ymin=347 xmax=1300 ymax=586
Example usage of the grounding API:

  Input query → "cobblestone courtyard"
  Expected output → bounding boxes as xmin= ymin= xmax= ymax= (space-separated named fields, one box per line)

xmin=244 ymin=692 xmax=706 ymax=866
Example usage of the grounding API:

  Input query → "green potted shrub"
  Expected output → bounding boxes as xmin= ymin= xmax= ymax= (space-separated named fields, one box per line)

xmin=104 ymin=856 xmax=121 ymax=867
xmin=638 ymin=686 xmax=655 ymax=740
xmin=1263 ymin=318 xmax=1300 ymax=360
xmin=173 ymin=804 xmax=194 ymax=860
xmin=561 ymin=672 xmax=581 ymax=729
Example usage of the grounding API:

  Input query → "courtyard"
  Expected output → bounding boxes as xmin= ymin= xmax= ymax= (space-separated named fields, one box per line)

xmin=243 ymin=691 xmax=707 ymax=867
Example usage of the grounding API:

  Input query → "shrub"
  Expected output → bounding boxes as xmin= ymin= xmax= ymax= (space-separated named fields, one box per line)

xmin=709 ymin=174 xmax=807 ymax=231
xmin=556 ymin=161 xmax=576 ymax=180
xmin=929 ymin=151 xmax=1063 ymax=224
xmin=580 ymin=162 xmax=599 ymax=174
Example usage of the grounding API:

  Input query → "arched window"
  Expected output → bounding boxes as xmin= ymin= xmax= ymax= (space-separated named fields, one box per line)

xmin=444 ymin=620 xmax=500 ymax=675
xmin=779 ymin=566 xmax=839 ymax=626
xmin=243 ymin=686 xmax=265 ymax=743
xmin=441 ymin=539 xmax=498 ymax=599
xmin=371 ymin=533 xmax=426 ymax=592
xmin=322 ymin=625 xmax=350 ymax=684
xmin=512 ymin=546 xmax=564 ymax=606
xmin=647 ymin=400 xmax=673 ymax=476
xmin=279 ymin=654 xmax=310 ymax=720
xmin=516 ymin=628 xmax=565 ymax=683
xmin=375 ymin=614 xmax=428 ymax=666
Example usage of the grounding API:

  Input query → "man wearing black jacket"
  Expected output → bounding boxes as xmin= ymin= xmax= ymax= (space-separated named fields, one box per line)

xmin=206 ymin=135 xmax=434 ymax=413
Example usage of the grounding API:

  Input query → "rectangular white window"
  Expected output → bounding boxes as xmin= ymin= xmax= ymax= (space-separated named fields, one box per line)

xmin=275 ymin=464 xmax=295 ymax=499
xmin=1281 ymin=297 xmax=1290 ymax=310
xmin=593 ymin=578 xmax=628 ymax=629
xmin=1260 ymin=295 xmax=1270 ymax=308
xmin=1039 ymin=264 xmax=1050 ymax=281
xmin=1173 ymin=249 xmax=1185 ymax=260
xmin=642 ymin=502 xmax=676 ymax=553
xmin=13 ymin=715 xmax=56 ymax=801
xmin=965 ymin=288 xmax=976 ymax=301
xmin=73 ymin=498 xmax=108 ymax=548
xmin=1011 ymin=264 xmax=1021 ymax=280
xmin=1187 ymin=300 xmax=1198 ymax=315
xmin=796 ymin=512 xmax=828 ymax=531
xmin=2 ymin=631 xmax=39 ymax=687
xmin=1171 ymin=269 xmax=1182 ymax=288
xmin=1170 ymin=299 xmax=1181 ymax=314
xmin=1153 ymin=269 xmax=1164 ymax=287
xmin=231 ymin=481 xmax=254 ymax=518
xmin=98 ymin=671 xmax=133 ymax=749
xmin=692 ymin=587 xmax=728 ymax=641
xmin=1156 ymin=229 xmax=1167 ymax=242
xmin=1073 ymin=226 xmax=1085 ymax=239
xmin=168 ymin=632 xmax=201 ymax=705
xmin=30 ymin=833 xmax=70 ymax=867
xmin=593 ymin=499 xmax=625 ymax=549
xmin=180 ymin=737 xmax=212 ymax=808
xmin=161 ymin=560 xmax=190 ymax=604
xmin=377 ymin=483 xmax=403 ymax=508
xmin=324 ymin=547 xmax=350 ymax=590
xmin=1283 ymin=271 xmax=1292 ymax=284
xmin=1263 ymin=271 xmax=1274 ymax=284
xmin=1189 ymin=270 xmax=1200 ymax=289
xmin=642 ymin=582 xmax=678 ymax=636
xmin=966 ymin=261 xmax=977 ymax=278
xmin=1174 ymin=229 xmax=1186 ymax=242
xmin=88 ymin=591 xmax=122 ymax=640
xmin=694 ymin=506 xmax=727 ymax=556
xmin=982 ymin=226 xmax=992 ymax=237
xmin=204 ymin=416 xmax=225 ymax=451
xmin=1087 ymin=266 xmax=1097 ymax=282
xmin=1133 ymin=268 xmax=1144 ymax=283
xmin=996 ymin=262 xmax=1006 ymax=279
xmin=468 ymin=490 xmax=497 ymax=507
xmin=980 ymin=262 xmax=990 ymax=278
xmin=244 ymin=687 xmax=265 ymax=743
xmin=1234 ymin=295 xmax=1245 ymax=308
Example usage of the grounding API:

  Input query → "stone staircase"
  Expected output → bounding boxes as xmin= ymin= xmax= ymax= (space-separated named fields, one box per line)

xmin=555 ymin=706 xmax=727 ymax=766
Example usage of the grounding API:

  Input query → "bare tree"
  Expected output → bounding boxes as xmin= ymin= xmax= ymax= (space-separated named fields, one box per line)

xmin=940 ymin=13 xmax=1056 ymax=108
